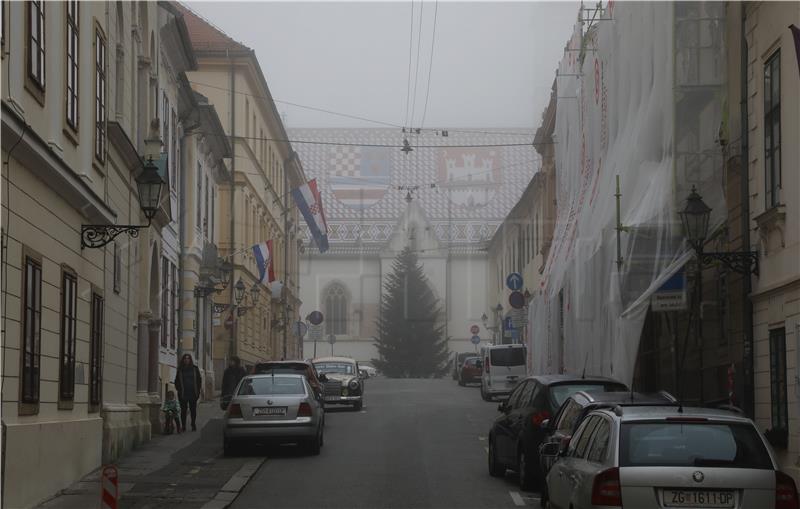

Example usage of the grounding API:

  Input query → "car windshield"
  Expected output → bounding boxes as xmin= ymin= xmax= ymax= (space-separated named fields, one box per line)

xmin=314 ymin=362 xmax=355 ymax=375
xmin=620 ymin=421 xmax=773 ymax=469
xmin=489 ymin=348 xmax=525 ymax=366
xmin=237 ymin=377 xmax=306 ymax=396
xmin=549 ymin=383 xmax=628 ymax=409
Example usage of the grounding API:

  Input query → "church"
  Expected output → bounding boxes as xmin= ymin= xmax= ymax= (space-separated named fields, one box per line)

xmin=292 ymin=128 xmax=539 ymax=363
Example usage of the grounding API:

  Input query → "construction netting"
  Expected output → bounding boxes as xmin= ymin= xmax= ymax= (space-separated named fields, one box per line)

xmin=528 ymin=1 xmax=727 ymax=385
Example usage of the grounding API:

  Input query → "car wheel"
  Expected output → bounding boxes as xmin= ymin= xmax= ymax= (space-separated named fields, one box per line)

xmin=488 ymin=436 xmax=505 ymax=477
xmin=518 ymin=447 xmax=542 ymax=491
xmin=353 ymin=400 xmax=363 ymax=411
xmin=306 ymin=428 xmax=322 ymax=456
xmin=458 ymin=378 xmax=466 ymax=387
xmin=223 ymin=439 xmax=238 ymax=457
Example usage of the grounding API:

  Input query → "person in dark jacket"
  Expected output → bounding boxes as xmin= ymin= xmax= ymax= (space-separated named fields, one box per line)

xmin=221 ymin=356 xmax=246 ymax=404
xmin=174 ymin=354 xmax=202 ymax=431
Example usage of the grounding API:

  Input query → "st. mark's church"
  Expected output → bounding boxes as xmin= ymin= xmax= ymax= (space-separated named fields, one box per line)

xmin=292 ymin=128 xmax=538 ymax=362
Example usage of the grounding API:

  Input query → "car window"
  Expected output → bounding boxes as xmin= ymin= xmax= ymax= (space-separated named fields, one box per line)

xmin=516 ymin=381 xmax=534 ymax=409
xmin=570 ymin=415 xmax=601 ymax=459
xmin=620 ymin=421 xmax=773 ymax=469
xmin=586 ymin=418 xmax=611 ymax=463
xmin=490 ymin=347 xmax=526 ymax=366
xmin=556 ymin=400 xmax=583 ymax=434
xmin=548 ymin=383 xmax=628 ymax=411
xmin=506 ymin=381 xmax=528 ymax=409
xmin=238 ymin=377 xmax=306 ymax=396
xmin=526 ymin=381 xmax=542 ymax=408
xmin=314 ymin=362 xmax=356 ymax=375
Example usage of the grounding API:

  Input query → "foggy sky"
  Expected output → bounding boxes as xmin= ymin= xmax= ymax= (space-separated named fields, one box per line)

xmin=187 ymin=1 xmax=579 ymax=129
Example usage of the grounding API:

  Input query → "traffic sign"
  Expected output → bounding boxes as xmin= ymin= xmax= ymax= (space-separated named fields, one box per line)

xmin=509 ymin=290 xmax=525 ymax=309
xmin=292 ymin=321 xmax=308 ymax=338
xmin=308 ymin=311 xmax=324 ymax=325
xmin=309 ymin=323 xmax=323 ymax=342
xmin=328 ymin=334 xmax=336 ymax=345
xmin=471 ymin=335 xmax=481 ymax=345
xmin=504 ymin=316 xmax=514 ymax=331
xmin=470 ymin=324 xmax=479 ymax=335
xmin=510 ymin=307 xmax=527 ymax=328
xmin=506 ymin=272 xmax=523 ymax=291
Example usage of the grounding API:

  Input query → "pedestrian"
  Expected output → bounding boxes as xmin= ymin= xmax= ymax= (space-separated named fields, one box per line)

xmin=221 ymin=356 xmax=246 ymax=409
xmin=161 ymin=390 xmax=181 ymax=434
xmin=174 ymin=353 xmax=202 ymax=432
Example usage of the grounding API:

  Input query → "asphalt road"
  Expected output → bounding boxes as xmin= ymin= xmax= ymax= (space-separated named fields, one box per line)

xmin=230 ymin=377 xmax=540 ymax=509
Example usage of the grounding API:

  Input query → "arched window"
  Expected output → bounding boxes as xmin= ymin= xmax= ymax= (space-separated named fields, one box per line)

xmin=324 ymin=283 xmax=348 ymax=335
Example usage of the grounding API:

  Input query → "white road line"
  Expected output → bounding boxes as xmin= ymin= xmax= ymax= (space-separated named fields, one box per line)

xmin=484 ymin=446 xmax=489 ymax=453
xmin=478 ymin=435 xmax=487 ymax=441
xmin=510 ymin=491 xmax=526 ymax=506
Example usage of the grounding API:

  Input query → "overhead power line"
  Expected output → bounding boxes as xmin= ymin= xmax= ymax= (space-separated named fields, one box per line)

xmin=419 ymin=0 xmax=439 ymax=131
xmin=409 ymin=0 xmax=425 ymax=129
xmin=404 ymin=0 xmax=415 ymax=128
xmin=198 ymin=132 xmax=537 ymax=149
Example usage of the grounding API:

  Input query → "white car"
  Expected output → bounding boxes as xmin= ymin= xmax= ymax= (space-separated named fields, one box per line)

xmin=480 ymin=344 xmax=527 ymax=401
xmin=543 ymin=405 xmax=798 ymax=509
xmin=360 ymin=364 xmax=378 ymax=378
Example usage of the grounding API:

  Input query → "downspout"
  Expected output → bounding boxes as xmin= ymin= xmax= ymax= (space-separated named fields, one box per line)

xmin=229 ymin=52 xmax=237 ymax=361
xmin=740 ymin=2 xmax=755 ymax=418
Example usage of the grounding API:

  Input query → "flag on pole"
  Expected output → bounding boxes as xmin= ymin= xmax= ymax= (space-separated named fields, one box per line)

xmin=252 ymin=240 xmax=275 ymax=284
xmin=292 ymin=178 xmax=329 ymax=253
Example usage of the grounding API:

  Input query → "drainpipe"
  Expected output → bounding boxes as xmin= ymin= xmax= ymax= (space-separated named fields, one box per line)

xmin=740 ymin=2 xmax=755 ymax=418
xmin=229 ymin=52 xmax=238 ymax=361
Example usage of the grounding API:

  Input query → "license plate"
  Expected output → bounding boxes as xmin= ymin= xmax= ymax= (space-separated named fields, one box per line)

xmin=663 ymin=490 xmax=735 ymax=508
xmin=325 ymin=396 xmax=339 ymax=401
xmin=252 ymin=406 xmax=286 ymax=416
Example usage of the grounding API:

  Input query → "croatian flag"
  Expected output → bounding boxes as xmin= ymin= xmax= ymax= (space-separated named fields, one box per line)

xmin=292 ymin=179 xmax=329 ymax=253
xmin=252 ymin=240 xmax=275 ymax=284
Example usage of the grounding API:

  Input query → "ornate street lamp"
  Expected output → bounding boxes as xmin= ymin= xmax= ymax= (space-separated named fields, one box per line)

xmin=234 ymin=278 xmax=246 ymax=306
xmin=218 ymin=260 xmax=233 ymax=289
xmin=81 ymin=152 xmax=165 ymax=249
xmin=679 ymin=187 xmax=759 ymax=275
xmin=249 ymin=284 xmax=261 ymax=306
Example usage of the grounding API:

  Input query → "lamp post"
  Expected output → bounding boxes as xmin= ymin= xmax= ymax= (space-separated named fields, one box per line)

xmin=81 ymin=141 xmax=165 ymax=248
xmin=233 ymin=277 xmax=261 ymax=317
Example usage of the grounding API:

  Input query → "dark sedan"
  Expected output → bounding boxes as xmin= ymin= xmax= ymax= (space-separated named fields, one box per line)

xmin=487 ymin=374 xmax=627 ymax=491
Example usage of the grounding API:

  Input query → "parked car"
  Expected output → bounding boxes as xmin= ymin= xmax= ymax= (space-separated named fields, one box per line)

xmin=538 ymin=390 xmax=677 ymax=475
xmin=487 ymin=374 xmax=627 ymax=490
xmin=313 ymin=356 xmax=365 ymax=410
xmin=542 ymin=405 xmax=798 ymax=509
xmin=360 ymin=364 xmax=378 ymax=378
xmin=223 ymin=374 xmax=324 ymax=456
xmin=480 ymin=344 xmax=527 ymax=401
xmin=452 ymin=352 xmax=477 ymax=380
xmin=253 ymin=360 xmax=326 ymax=402
xmin=458 ymin=356 xmax=481 ymax=386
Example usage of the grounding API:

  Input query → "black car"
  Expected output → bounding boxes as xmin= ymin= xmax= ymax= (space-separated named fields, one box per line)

xmin=487 ymin=374 xmax=627 ymax=490
xmin=537 ymin=390 xmax=676 ymax=475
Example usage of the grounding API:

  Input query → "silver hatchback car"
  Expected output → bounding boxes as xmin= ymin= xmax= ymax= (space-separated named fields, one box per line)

xmin=223 ymin=374 xmax=325 ymax=456
xmin=543 ymin=406 xmax=798 ymax=509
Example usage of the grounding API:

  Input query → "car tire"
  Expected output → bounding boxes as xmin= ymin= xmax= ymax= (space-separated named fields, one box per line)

xmin=481 ymin=386 xmax=491 ymax=401
xmin=458 ymin=378 xmax=466 ymax=387
xmin=223 ymin=439 xmax=238 ymax=457
xmin=488 ymin=436 xmax=505 ymax=478
xmin=353 ymin=400 xmax=363 ymax=411
xmin=518 ymin=447 xmax=538 ymax=491
xmin=307 ymin=428 xmax=322 ymax=456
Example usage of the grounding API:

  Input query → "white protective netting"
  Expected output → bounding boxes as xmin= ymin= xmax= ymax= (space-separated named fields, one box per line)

xmin=528 ymin=1 xmax=727 ymax=385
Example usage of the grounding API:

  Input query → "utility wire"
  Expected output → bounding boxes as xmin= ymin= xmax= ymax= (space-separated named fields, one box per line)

xmin=409 ymin=0 xmax=425 ymax=129
xmin=404 ymin=0 xmax=415 ymax=128
xmin=419 ymin=0 xmax=439 ymax=131
xmin=197 ymin=132 xmax=537 ymax=149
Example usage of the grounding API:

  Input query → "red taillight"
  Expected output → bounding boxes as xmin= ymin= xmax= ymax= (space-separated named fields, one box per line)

xmin=298 ymin=402 xmax=313 ymax=417
xmin=227 ymin=403 xmax=242 ymax=418
xmin=484 ymin=357 xmax=490 ymax=374
xmin=592 ymin=467 xmax=623 ymax=507
xmin=776 ymin=471 xmax=799 ymax=509
xmin=531 ymin=410 xmax=550 ymax=426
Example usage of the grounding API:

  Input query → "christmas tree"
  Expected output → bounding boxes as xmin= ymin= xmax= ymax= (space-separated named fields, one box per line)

xmin=373 ymin=246 xmax=450 ymax=377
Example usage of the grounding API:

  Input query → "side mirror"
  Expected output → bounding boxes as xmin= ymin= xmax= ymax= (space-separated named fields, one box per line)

xmin=540 ymin=418 xmax=550 ymax=430
xmin=498 ymin=402 xmax=508 ymax=413
xmin=319 ymin=374 xmax=328 ymax=382
xmin=540 ymin=442 xmax=560 ymax=457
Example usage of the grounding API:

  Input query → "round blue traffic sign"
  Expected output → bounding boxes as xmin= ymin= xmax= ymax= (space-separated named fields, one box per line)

xmin=471 ymin=335 xmax=481 ymax=345
xmin=308 ymin=311 xmax=324 ymax=325
xmin=506 ymin=272 xmax=523 ymax=291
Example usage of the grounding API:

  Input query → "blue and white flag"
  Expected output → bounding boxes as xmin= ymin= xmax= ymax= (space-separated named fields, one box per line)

xmin=252 ymin=240 xmax=275 ymax=284
xmin=292 ymin=179 xmax=329 ymax=253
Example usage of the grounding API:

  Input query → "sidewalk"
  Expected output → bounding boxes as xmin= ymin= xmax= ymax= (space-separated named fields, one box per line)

xmin=37 ymin=400 xmax=263 ymax=509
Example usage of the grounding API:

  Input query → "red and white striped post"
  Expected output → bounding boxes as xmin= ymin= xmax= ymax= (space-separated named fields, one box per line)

xmin=101 ymin=465 xmax=118 ymax=509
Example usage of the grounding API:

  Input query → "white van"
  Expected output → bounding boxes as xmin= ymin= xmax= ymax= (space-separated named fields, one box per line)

xmin=480 ymin=344 xmax=527 ymax=401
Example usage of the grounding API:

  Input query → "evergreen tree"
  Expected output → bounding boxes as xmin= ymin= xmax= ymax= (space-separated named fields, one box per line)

xmin=373 ymin=247 xmax=450 ymax=377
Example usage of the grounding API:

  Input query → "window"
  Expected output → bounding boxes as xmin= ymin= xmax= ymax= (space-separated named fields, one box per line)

xmin=587 ymin=418 xmax=611 ymax=463
xmin=162 ymin=92 xmax=169 ymax=153
xmin=65 ymin=1 xmax=79 ymax=130
xmin=555 ymin=399 xmax=584 ymax=434
xmin=506 ymin=380 xmax=528 ymax=409
xmin=196 ymin=161 xmax=202 ymax=229
xmin=21 ymin=255 xmax=42 ymax=408
xmin=324 ymin=282 xmax=347 ymax=335
xmin=170 ymin=108 xmax=177 ymax=189
xmin=769 ymin=327 xmax=788 ymax=438
xmin=59 ymin=271 xmax=78 ymax=401
xmin=171 ymin=263 xmax=178 ymax=350
xmin=89 ymin=293 xmax=103 ymax=408
xmin=94 ymin=26 xmax=107 ymax=163
xmin=161 ymin=256 xmax=169 ymax=347
xmin=210 ymin=189 xmax=215 ymax=242
xmin=27 ymin=0 xmax=45 ymax=91
xmin=571 ymin=415 xmax=600 ymax=459
xmin=204 ymin=175 xmax=209 ymax=238
xmin=764 ymin=50 xmax=781 ymax=208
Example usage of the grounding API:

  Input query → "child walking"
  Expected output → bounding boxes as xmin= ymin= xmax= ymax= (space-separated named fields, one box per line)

xmin=162 ymin=390 xmax=181 ymax=434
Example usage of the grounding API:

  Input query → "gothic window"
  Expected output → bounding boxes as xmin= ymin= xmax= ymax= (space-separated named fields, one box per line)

xmin=324 ymin=283 xmax=347 ymax=335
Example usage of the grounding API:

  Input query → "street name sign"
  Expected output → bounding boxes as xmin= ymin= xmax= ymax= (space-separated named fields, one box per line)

xmin=506 ymin=272 xmax=523 ymax=291
xmin=309 ymin=323 xmax=323 ymax=342
xmin=651 ymin=270 xmax=687 ymax=312
xmin=510 ymin=307 xmax=527 ymax=328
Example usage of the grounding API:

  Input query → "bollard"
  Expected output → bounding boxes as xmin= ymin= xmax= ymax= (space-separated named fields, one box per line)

xmin=101 ymin=465 xmax=118 ymax=509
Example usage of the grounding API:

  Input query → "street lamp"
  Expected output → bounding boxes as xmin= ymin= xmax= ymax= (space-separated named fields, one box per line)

xmin=234 ymin=278 xmax=246 ymax=306
xmin=193 ymin=258 xmax=233 ymax=298
xmin=80 ymin=149 xmax=165 ymax=249
xmin=249 ymin=284 xmax=261 ymax=306
xmin=679 ymin=187 xmax=759 ymax=276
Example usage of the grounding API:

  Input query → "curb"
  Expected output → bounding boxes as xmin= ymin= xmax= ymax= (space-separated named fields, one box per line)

xmin=200 ymin=458 xmax=265 ymax=509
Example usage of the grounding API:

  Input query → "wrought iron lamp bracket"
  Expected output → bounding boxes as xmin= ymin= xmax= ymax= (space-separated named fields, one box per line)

xmin=81 ymin=221 xmax=151 ymax=249
xmin=699 ymin=251 xmax=759 ymax=277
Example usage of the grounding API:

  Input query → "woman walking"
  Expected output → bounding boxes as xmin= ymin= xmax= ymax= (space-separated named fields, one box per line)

xmin=174 ymin=354 xmax=202 ymax=431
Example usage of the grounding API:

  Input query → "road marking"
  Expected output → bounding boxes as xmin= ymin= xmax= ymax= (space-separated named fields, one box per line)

xmin=478 ymin=435 xmax=487 ymax=441
xmin=360 ymin=410 xmax=367 ymax=413
xmin=484 ymin=446 xmax=489 ymax=454
xmin=510 ymin=491 xmax=526 ymax=506
xmin=189 ymin=467 xmax=200 ymax=474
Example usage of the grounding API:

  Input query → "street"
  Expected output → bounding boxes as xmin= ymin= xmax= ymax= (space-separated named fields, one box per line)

xmin=231 ymin=378 xmax=536 ymax=509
